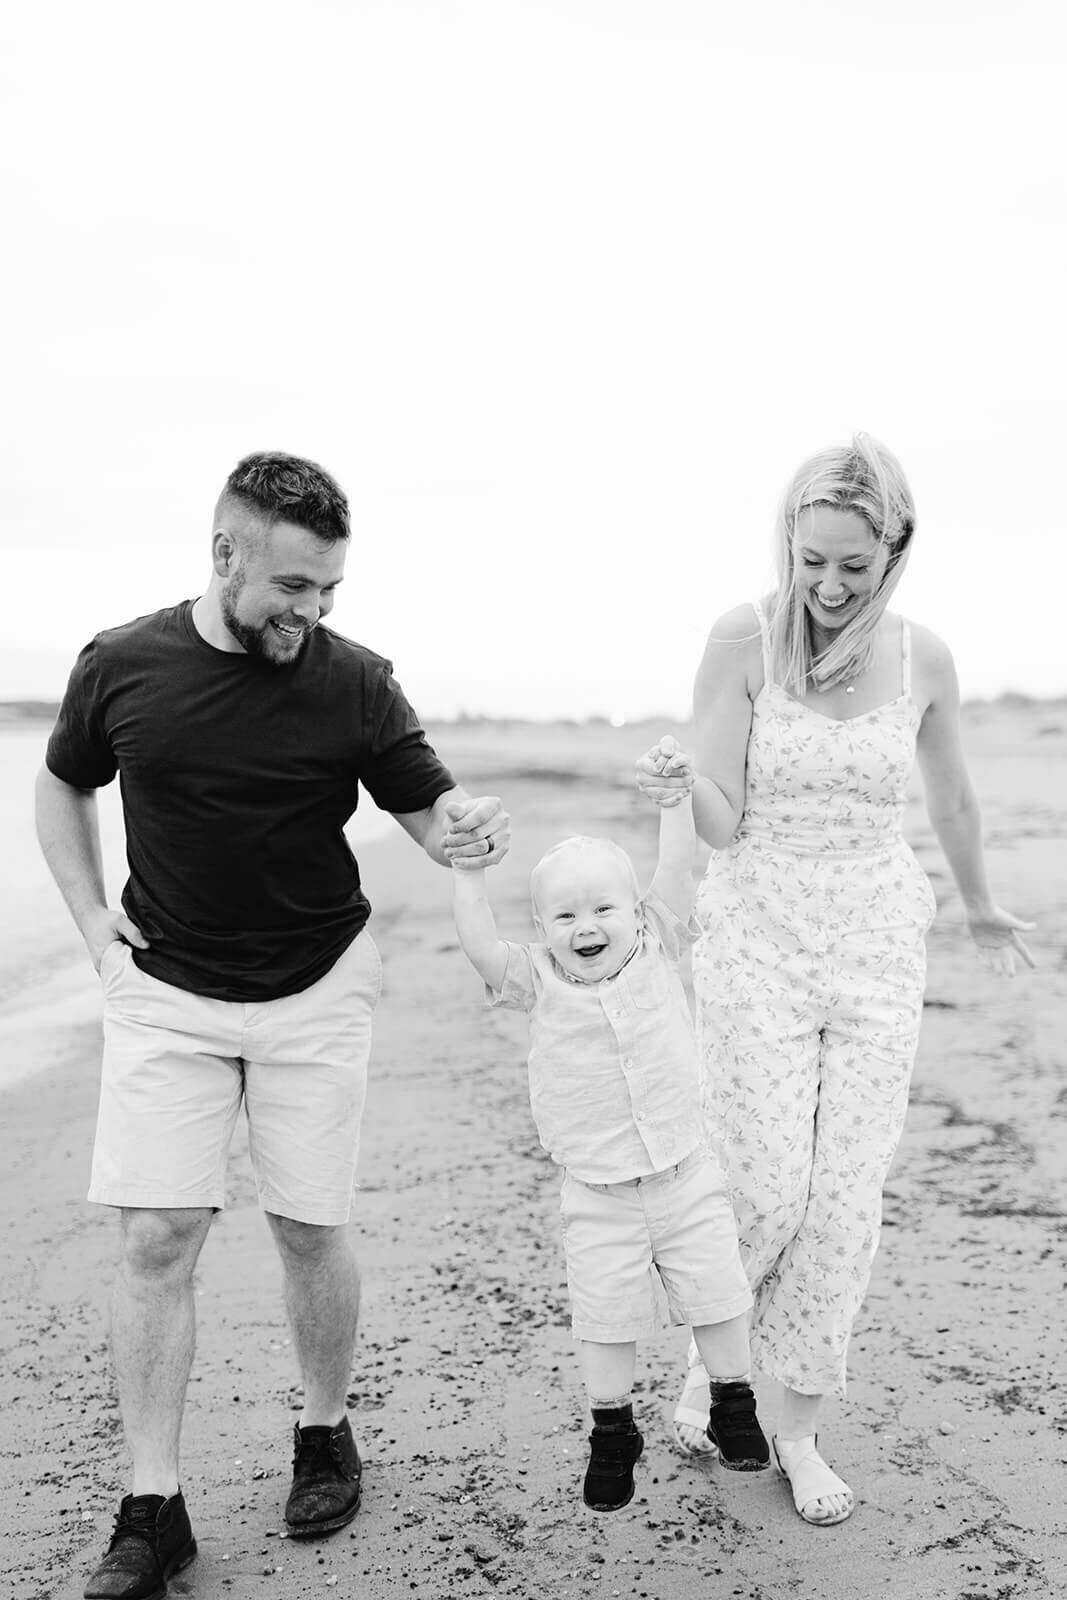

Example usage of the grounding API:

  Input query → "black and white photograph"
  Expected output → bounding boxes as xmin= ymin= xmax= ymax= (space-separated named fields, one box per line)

xmin=2 ymin=4 xmax=1064 ymax=1598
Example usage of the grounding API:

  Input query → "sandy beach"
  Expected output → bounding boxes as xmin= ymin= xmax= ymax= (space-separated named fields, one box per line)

xmin=1 ymin=707 xmax=1065 ymax=1600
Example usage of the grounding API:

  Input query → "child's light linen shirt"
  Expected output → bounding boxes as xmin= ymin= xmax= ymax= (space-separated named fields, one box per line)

xmin=487 ymin=893 xmax=703 ymax=1184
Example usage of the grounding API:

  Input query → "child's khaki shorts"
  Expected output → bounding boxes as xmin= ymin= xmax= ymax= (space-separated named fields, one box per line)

xmin=559 ymin=1149 xmax=753 ymax=1342
xmin=89 ymin=931 xmax=382 ymax=1225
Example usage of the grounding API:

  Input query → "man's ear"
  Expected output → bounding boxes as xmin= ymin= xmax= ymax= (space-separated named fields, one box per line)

xmin=211 ymin=527 xmax=238 ymax=576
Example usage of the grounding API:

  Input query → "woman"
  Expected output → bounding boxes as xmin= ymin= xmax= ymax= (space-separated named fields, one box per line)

xmin=637 ymin=435 xmax=1034 ymax=1527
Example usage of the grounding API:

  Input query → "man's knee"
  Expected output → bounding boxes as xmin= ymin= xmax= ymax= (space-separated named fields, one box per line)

xmin=118 ymin=1207 xmax=212 ymax=1279
xmin=267 ymin=1212 xmax=350 ymax=1263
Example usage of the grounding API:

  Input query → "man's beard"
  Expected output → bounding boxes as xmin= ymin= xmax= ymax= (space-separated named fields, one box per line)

xmin=220 ymin=570 xmax=309 ymax=667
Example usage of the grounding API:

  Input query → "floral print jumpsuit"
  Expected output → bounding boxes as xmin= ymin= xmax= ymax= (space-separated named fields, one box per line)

xmin=694 ymin=603 xmax=937 ymax=1395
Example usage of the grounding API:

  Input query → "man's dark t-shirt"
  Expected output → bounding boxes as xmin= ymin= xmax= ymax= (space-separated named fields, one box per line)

xmin=46 ymin=601 xmax=455 ymax=1001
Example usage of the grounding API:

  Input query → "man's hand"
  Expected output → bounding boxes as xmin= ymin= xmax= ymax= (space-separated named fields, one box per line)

xmin=84 ymin=908 xmax=149 ymax=973
xmin=443 ymin=796 xmax=511 ymax=870
xmin=636 ymin=735 xmax=694 ymax=808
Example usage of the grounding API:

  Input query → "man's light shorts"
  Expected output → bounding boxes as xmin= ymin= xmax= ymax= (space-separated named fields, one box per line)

xmin=89 ymin=933 xmax=382 ymax=1225
xmin=559 ymin=1149 xmax=753 ymax=1343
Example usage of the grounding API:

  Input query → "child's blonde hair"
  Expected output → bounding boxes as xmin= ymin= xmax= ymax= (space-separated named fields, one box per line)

xmin=770 ymin=433 xmax=916 ymax=694
xmin=530 ymin=836 xmax=640 ymax=917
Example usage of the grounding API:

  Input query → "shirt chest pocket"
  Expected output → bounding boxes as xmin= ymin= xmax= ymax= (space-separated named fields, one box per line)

xmin=624 ymin=961 xmax=671 ymax=1010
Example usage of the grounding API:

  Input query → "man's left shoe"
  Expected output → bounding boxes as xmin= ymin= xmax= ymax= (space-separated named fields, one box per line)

xmin=706 ymin=1381 xmax=771 ymax=1471
xmin=284 ymin=1416 xmax=363 ymax=1537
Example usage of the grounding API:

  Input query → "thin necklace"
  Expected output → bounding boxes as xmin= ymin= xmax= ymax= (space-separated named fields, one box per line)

xmin=812 ymin=630 xmax=867 ymax=695
xmin=812 ymin=640 xmax=861 ymax=694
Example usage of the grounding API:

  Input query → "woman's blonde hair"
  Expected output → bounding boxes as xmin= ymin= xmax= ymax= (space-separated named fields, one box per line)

xmin=770 ymin=433 xmax=916 ymax=693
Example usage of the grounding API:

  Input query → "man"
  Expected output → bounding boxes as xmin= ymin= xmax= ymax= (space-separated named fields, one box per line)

xmin=35 ymin=452 xmax=509 ymax=1600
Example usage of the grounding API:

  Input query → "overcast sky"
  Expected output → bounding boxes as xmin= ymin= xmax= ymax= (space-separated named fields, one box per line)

xmin=3 ymin=0 xmax=1063 ymax=719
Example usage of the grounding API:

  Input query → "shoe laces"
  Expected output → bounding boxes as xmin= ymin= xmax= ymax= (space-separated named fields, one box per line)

xmin=293 ymin=1427 xmax=355 ymax=1478
xmin=107 ymin=1503 xmax=162 ymax=1551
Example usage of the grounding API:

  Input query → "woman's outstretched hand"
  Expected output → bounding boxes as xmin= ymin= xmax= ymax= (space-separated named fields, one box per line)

xmin=966 ymin=903 xmax=1037 ymax=976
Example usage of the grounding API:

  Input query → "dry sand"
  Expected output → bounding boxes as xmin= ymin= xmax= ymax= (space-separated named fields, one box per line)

xmin=1 ymin=708 xmax=1065 ymax=1600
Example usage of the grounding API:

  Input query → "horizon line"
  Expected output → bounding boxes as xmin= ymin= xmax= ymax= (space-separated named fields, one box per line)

xmin=3 ymin=692 xmax=1066 ymax=729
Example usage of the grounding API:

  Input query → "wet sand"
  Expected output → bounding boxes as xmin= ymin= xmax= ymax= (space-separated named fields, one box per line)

xmin=1 ymin=708 xmax=1065 ymax=1600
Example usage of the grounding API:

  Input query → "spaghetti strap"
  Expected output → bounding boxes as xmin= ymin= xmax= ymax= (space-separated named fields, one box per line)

xmin=752 ymin=599 xmax=774 ymax=686
xmin=900 ymin=619 xmax=912 ymax=697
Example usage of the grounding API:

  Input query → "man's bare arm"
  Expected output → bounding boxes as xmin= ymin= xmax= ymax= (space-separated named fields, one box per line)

xmin=34 ymin=765 xmax=147 ymax=970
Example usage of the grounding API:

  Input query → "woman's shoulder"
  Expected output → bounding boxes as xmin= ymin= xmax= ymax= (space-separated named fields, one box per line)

xmin=706 ymin=600 xmax=764 ymax=646
xmin=900 ymin=615 xmax=955 ymax=676
xmin=695 ymin=602 xmax=765 ymax=700
xmin=896 ymin=614 xmax=958 ymax=713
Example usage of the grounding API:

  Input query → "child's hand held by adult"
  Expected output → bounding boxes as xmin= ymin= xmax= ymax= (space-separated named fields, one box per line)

xmin=636 ymin=735 xmax=694 ymax=807
xmin=442 ymin=796 xmax=509 ymax=866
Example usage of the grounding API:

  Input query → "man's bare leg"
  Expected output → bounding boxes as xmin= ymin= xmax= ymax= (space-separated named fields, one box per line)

xmin=268 ymin=1215 xmax=362 ymax=1538
xmin=111 ymin=1207 xmax=213 ymax=1497
xmin=266 ymin=1215 xmax=359 ymax=1426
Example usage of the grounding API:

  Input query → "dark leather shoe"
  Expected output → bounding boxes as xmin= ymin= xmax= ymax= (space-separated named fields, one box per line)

xmin=284 ymin=1416 xmax=362 ymax=1537
xmin=583 ymin=1405 xmax=644 ymax=1512
xmin=83 ymin=1491 xmax=196 ymax=1600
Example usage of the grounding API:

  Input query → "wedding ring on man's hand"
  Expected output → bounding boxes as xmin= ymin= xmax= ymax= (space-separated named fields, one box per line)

xmin=484 ymin=836 xmax=494 ymax=854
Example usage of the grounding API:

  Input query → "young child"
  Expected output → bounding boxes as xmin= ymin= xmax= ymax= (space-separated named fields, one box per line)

xmin=447 ymin=737 xmax=768 ymax=1511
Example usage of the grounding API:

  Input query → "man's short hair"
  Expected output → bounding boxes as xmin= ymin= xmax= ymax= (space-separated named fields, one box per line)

xmin=218 ymin=452 xmax=350 ymax=543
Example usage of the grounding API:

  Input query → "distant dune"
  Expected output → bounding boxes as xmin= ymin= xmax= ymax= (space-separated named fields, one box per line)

xmin=2 ymin=694 xmax=1065 ymax=729
xmin=0 ymin=701 xmax=62 ymax=723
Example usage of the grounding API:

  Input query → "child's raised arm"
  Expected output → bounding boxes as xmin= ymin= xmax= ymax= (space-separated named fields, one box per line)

xmin=642 ymin=735 xmax=697 ymax=922
xmin=451 ymin=865 xmax=510 ymax=993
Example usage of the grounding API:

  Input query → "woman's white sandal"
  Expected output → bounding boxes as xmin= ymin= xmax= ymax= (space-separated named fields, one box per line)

xmin=772 ymin=1435 xmax=854 ymax=1525
xmin=670 ymin=1361 xmax=718 ymax=1457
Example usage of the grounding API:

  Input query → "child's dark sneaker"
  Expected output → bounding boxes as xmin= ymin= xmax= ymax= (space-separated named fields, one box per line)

xmin=706 ymin=1381 xmax=770 ymax=1471
xmin=83 ymin=1490 xmax=196 ymax=1599
xmin=583 ymin=1404 xmax=644 ymax=1511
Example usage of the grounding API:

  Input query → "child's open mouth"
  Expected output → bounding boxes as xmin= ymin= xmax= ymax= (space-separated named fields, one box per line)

xmin=576 ymin=943 xmax=608 ymax=960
